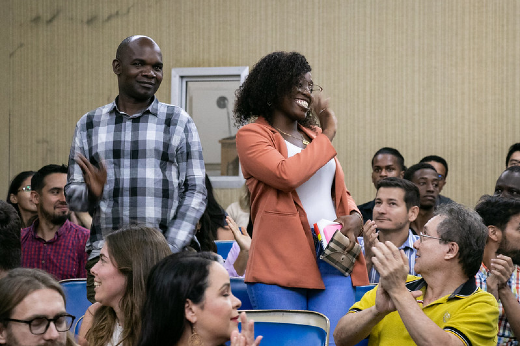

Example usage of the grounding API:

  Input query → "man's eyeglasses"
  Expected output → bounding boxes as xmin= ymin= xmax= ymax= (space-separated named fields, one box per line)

xmin=418 ymin=232 xmax=445 ymax=243
xmin=4 ymin=314 xmax=75 ymax=335
xmin=18 ymin=185 xmax=31 ymax=192
xmin=296 ymin=82 xmax=323 ymax=95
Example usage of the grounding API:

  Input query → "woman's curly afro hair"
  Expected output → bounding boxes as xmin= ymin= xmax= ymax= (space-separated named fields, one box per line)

xmin=233 ymin=51 xmax=316 ymax=128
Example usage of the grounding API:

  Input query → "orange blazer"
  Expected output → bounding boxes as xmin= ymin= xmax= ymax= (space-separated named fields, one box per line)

xmin=236 ymin=117 xmax=369 ymax=289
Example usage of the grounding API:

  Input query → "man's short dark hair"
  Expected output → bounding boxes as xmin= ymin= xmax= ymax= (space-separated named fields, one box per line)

xmin=371 ymin=147 xmax=405 ymax=171
xmin=0 ymin=201 xmax=21 ymax=271
xmin=420 ymin=155 xmax=449 ymax=177
xmin=403 ymin=163 xmax=437 ymax=181
xmin=31 ymin=164 xmax=68 ymax=193
xmin=376 ymin=177 xmax=420 ymax=210
xmin=475 ymin=195 xmax=520 ymax=231
xmin=435 ymin=203 xmax=488 ymax=278
xmin=506 ymin=143 xmax=520 ymax=167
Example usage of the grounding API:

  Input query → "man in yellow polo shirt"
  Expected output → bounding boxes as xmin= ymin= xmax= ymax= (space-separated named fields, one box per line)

xmin=334 ymin=203 xmax=499 ymax=346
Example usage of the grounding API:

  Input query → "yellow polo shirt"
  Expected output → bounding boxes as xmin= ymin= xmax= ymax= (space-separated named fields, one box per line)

xmin=349 ymin=276 xmax=498 ymax=346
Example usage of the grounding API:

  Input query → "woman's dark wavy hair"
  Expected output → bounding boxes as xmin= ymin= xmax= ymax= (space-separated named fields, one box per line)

xmin=137 ymin=252 xmax=219 ymax=346
xmin=233 ymin=51 xmax=316 ymax=128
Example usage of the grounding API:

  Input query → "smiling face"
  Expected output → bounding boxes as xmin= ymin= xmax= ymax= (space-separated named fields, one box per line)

xmin=494 ymin=171 xmax=520 ymax=199
xmin=113 ymin=37 xmax=163 ymax=103
xmin=31 ymin=173 xmax=70 ymax=226
xmin=371 ymin=154 xmax=405 ymax=188
xmin=10 ymin=175 xmax=37 ymax=214
xmin=413 ymin=215 xmax=447 ymax=275
xmin=411 ymin=169 xmax=440 ymax=209
xmin=189 ymin=262 xmax=241 ymax=345
xmin=275 ymin=72 xmax=313 ymax=122
xmin=0 ymin=288 xmax=67 ymax=346
xmin=373 ymin=187 xmax=417 ymax=233
xmin=90 ymin=244 xmax=126 ymax=311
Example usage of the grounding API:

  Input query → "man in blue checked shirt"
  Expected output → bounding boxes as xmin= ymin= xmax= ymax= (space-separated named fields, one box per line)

xmin=358 ymin=177 xmax=420 ymax=284
xmin=65 ymin=35 xmax=207 ymax=302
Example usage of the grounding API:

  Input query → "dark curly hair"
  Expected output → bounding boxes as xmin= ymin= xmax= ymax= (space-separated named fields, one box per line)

xmin=234 ymin=51 xmax=317 ymax=128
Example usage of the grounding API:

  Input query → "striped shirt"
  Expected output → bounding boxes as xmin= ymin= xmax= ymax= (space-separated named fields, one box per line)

xmin=21 ymin=219 xmax=89 ymax=280
xmin=65 ymin=97 xmax=207 ymax=259
xmin=358 ymin=229 xmax=419 ymax=283
xmin=475 ymin=263 xmax=520 ymax=346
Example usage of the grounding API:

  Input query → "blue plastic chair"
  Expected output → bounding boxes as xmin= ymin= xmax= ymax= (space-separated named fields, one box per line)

xmin=231 ymin=277 xmax=253 ymax=310
xmin=354 ymin=285 xmax=376 ymax=346
xmin=73 ymin=315 xmax=84 ymax=337
xmin=216 ymin=240 xmax=235 ymax=259
xmin=60 ymin=279 xmax=91 ymax=328
xmin=236 ymin=310 xmax=330 ymax=346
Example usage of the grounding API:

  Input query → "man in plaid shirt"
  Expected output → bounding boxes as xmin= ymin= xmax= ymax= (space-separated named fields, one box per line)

xmin=22 ymin=165 xmax=89 ymax=280
xmin=65 ymin=35 xmax=206 ymax=301
xmin=475 ymin=195 xmax=520 ymax=346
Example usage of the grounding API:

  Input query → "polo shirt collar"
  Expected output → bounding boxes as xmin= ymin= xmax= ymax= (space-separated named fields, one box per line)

xmin=405 ymin=277 xmax=477 ymax=301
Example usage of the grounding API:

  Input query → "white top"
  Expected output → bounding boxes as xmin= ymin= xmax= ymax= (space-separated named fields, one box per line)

xmin=285 ymin=140 xmax=337 ymax=226
xmin=107 ymin=322 xmax=123 ymax=346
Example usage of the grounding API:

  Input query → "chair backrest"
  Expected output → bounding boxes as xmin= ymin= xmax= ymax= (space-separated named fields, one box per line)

xmin=355 ymin=284 xmax=377 ymax=302
xmin=231 ymin=277 xmax=253 ymax=310
xmin=215 ymin=240 xmax=235 ymax=259
xmin=60 ymin=279 xmax=91 ymax=325
xmin=73 ymin=315 xmax=84 ymax=337
xmin=238 ymin=310 xmax=330 ymax=346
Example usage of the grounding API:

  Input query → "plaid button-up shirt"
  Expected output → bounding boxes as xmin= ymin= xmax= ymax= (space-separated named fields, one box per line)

xmin=21 ymin=219 xmax=89 ymax=280
xmin=65 ymin=97 xmax=207 ymax=259
xmin=475 ymin=263 xmax=520 ymax=346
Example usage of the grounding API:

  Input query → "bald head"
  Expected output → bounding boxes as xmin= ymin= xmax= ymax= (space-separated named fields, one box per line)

xmin=116 ymin=35 xmax=161 ymax=61
xmin=494 ymin=166 xmax=520 ymax=199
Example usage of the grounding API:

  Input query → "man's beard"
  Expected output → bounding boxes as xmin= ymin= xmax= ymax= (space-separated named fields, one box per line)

xmin=40 ymin=205 xmax=69 ymax=226
xmin=497 ymin=236 xmax=520 ymax=266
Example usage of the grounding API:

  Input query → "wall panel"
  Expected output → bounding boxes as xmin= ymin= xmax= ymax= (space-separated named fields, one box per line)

xmin=2 ymin=0 xmax=519 ymax=209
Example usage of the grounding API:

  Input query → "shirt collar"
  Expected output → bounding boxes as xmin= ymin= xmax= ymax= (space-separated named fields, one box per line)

xmin=405 ymin=277 xmax=478 ymax=301
xmin=399 ymin=229 xmax=419 ymax=251
xmin=110 ymin=96 xmax=159 ymax=118
xmin=31 ymin=219 xmax=70 ymax=242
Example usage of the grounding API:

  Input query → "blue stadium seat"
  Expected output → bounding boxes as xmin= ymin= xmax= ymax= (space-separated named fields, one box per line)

xmin=231 ymin=277 xmax=253 ymax=310
xmin=216 ymin=240 xmax=235 ymax=259
xmin=60 ymin=278 xmax=91 ymax=328
xmin=354 ymin=285 xmax=376 ymax=346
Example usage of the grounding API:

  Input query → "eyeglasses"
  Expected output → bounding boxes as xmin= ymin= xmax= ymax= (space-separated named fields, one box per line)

xmin=4 ymin=314 xmax=75 ymax=335
xmin=296 ymin=82 xmax=323 ymax=95
xmin=418 ymin=232 xmax=445 ymax=243
xmin=18 ymin=185 xmax=31 ymax=192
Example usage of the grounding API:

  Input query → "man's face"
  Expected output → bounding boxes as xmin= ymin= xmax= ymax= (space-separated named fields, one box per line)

xmin=32 ymin=173 xmax=70 ymax=226
xmin=373 ymin=187 xmax=417 ymax=233
xmin=424 ymin=161 xmax=447 ymax=192
xmin=114 ymin=38 xmax=163 ymax=103
xmin=413 ymin=215 xmax=447 ymax=275
xmin=371 ymin=154 xmax=404 ymax=188
xmin=411 ymin=169 xmax=439 ymax=209
xmin=494 ymin=171 xmax=520 ymax=199
xmin=507 ymin=151 xmax=520 ymax=168
xmin=0 ymin=288 xmax=67 ymax=346
xmin=497 ymin=213 xmax=520 ymax=265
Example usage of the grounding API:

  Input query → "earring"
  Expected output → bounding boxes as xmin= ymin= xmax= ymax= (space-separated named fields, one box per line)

xmin=189 ymin=327 xmax=203 ymax=346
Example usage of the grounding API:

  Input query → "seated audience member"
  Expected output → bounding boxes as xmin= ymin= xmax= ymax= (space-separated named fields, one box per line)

xmin=0 ymin=201 xmax=22 ymax=278
xmin=403 ymin=163 xmax=439 ymax=234
xmin=358 ymin=147 xmax=406 ymax=222
xmin=0 ymin=268 xmax=76 ymax=346
xmin=205 ymin=175 xmax=233 ymax=241
xmin=79 ymin=224 xmax=171 ymax=346
xmin=358 ymin=178 xmax=420 ymax=283
xmin=21 ymin=164 xmax=90 ymax=280
xmin=136 ymin=252 xmax=262 ymax=346
xmin=475 ymin=195 xmax=520 ymax=345
xmin=506 ymin=143 xmax=520 ymax=168
xmin=334 ymin=203 xmax=499 ymax=346
xmin=226 ymin=184 xmax=251 ymax=229
xmin=495 ymin=166 xmax=520 ymax=198
xmin=419 ymin=155 xmax=454 ymax=205
xmin=224 ymin=215 xmax=252 ymax=277
xmin=7 ymin=170 xmax=37 ymax=228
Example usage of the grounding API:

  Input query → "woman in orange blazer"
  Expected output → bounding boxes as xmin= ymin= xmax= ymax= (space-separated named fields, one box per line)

xmin=234 ymin=51 xmax=368 ymax=344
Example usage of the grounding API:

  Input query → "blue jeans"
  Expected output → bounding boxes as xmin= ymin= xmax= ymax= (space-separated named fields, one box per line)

xmin=247 ymin=259 xmax=355 ymax=346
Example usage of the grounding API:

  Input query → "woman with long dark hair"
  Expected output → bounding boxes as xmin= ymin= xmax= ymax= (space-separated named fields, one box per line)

xmin=7 ymin=171 xmax=37 ymax=228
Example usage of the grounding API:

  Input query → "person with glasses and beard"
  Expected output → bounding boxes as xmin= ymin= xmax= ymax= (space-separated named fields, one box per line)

xmin=21 ymin=164 xmax=89 ymax=280
xmin=475 ymin=195 xmax=520 ymax=346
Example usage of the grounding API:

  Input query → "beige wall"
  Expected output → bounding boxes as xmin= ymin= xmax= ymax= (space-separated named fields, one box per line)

xmin=3 ymin=0 xmax=519 ymax=208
